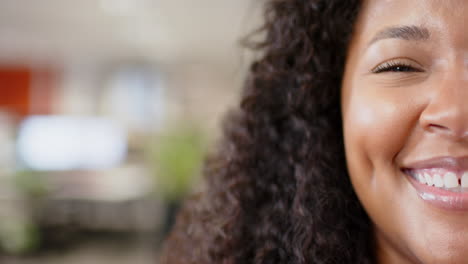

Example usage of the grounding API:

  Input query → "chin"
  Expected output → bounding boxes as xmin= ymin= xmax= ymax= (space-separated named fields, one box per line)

xmin=409 ymin=227 xmax=468 ymax=264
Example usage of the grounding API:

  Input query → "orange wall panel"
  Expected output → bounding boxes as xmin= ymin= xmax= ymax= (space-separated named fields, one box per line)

xmin=0 ymin=68 xmax=31 ymax=117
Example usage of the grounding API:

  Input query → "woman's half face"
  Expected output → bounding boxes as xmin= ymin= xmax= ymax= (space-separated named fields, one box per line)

xmin=342 ymin=0 xmax=468 ymax=263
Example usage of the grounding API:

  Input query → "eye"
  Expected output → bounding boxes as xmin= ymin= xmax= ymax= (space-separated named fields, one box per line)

xmin=372 ymin=60 xmax=423 ymax=74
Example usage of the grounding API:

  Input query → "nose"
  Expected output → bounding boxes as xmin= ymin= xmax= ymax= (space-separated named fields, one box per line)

xmin=420 ymin=78 xmax=468 ymax=140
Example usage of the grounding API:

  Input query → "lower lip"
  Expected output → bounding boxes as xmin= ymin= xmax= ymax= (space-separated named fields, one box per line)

xmin=406 ymin=173 xmax=468 ymax=211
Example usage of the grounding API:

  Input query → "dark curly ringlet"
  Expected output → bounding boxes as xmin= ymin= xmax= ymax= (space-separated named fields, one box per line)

xmin=161 ymin=1 xmax=374 ymax=263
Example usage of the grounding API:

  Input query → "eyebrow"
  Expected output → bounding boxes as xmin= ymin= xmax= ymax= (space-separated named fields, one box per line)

xmin=368 ymin=25 xmax=430 ymax=46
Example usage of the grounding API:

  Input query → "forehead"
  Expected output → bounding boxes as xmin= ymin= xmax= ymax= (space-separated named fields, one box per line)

xmin=360 ymin=0 xmax=467 ymax=23
xmin=354 ymin=0 xmax=468 ymax=48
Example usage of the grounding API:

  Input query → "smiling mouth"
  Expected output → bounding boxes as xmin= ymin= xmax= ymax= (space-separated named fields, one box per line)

xmin=404 ymin=168 xmax=467 ymax=192
xmin=403 ymin=156 xmax=468 ymax=210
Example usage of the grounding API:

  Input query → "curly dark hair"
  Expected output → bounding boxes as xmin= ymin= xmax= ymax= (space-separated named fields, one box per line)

xmin=161 ymin=0 xmax=374 ymax=263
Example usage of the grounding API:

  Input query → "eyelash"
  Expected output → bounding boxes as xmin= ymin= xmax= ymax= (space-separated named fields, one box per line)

xmin=372 ymin=61 xmax=423 ymax=74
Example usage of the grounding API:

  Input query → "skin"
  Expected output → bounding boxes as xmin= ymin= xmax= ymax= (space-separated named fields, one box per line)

xmin=342 ymin=0 xmax=468 ymax=263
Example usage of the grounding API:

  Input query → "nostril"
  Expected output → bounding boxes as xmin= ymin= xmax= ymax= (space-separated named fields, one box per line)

xmin=427 ymin=124 xmax=449 ymax=131
xmin=426 ymin=122 xmax=468 ymax=139
xmin=418 ymin=87 xmax=468 ymax=140
xmin=419 ymin=102 xmax=468 ymax=139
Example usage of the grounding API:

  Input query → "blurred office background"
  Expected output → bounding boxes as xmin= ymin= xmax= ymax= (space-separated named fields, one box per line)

xmin=0 ymin=0 xmax=261 ymax=263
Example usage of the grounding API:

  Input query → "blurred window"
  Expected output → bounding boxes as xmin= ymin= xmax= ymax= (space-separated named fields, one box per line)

xmin=17 ymin=116 xmax=127 ymax=171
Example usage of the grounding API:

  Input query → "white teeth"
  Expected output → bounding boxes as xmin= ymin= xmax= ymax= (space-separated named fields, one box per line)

xmin=444 ymin=172 xmax=458 ymax=188
xmin=410 ymin=170 xmax=468 ymax=190
xmin=418 ymin=173 xmax=426 ymax=184
xmin=433 ymin=174 xmax=444 ymax=187
xmin=462 ymin=172 xmax=468 ymax=188
xmin=424 ymin=173 xmax=433 ymax=186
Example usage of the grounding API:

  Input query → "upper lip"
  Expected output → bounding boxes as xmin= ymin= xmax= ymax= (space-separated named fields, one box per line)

xmin=403 ymin=156 xmax=468 ymax=172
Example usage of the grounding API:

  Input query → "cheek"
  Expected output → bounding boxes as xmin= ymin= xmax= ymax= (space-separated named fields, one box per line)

xmin=341 ymin=86 xmax=424 ymax=224
xmin=343 ymin=88 xmax=417 ymax=176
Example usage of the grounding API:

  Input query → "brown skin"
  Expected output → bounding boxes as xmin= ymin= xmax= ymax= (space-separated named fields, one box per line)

xmin=342 ymin=0 xmax=468 ymax=263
